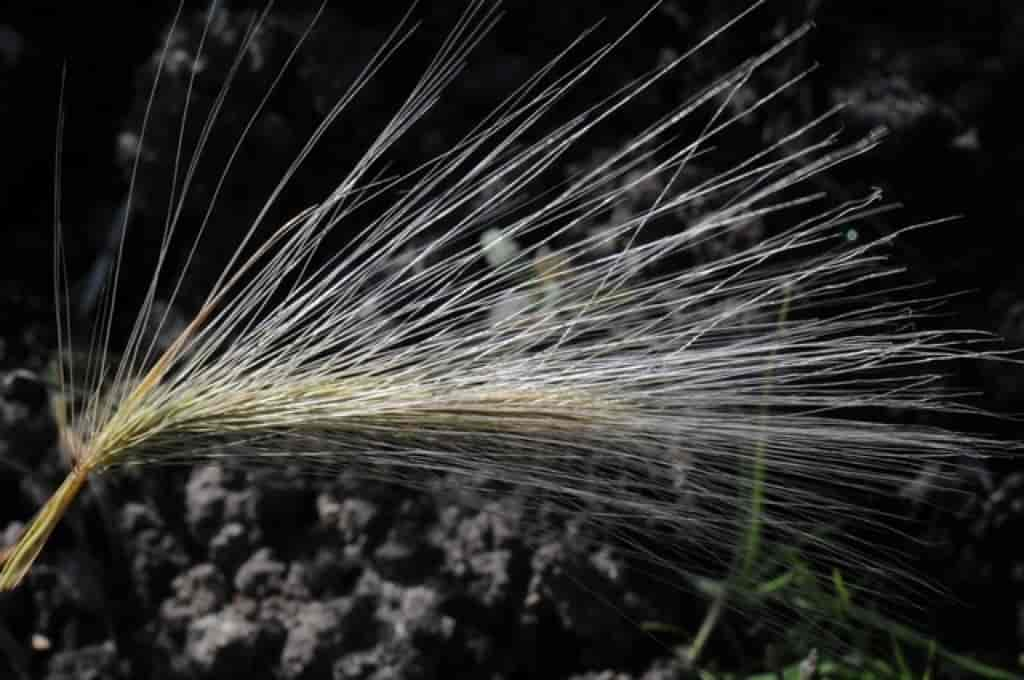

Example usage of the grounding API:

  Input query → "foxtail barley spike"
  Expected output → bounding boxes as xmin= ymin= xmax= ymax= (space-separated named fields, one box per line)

xmin=0 ymin=0 xmax=1008 ymax=636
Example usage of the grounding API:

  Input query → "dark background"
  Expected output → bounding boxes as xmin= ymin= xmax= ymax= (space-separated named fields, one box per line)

xmin=1 ymin=1 xmax=1023 ymax=678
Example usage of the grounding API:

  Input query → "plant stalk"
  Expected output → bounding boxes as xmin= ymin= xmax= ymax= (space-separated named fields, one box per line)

xmin=0 ymin=464 xmax=90 ymax=590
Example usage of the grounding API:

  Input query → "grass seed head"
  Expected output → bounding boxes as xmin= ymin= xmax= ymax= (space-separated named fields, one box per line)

xmin=0 ymin=2 xmax=1011 ymax=659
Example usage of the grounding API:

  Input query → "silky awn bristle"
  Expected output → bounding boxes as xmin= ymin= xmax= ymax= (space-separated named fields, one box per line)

xmin=0 ymin=1 xmax=1004 ymax=638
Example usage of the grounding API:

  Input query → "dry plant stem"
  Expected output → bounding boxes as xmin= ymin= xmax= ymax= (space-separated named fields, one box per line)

xmin=0 ymin=465 xmax=90 ymax=589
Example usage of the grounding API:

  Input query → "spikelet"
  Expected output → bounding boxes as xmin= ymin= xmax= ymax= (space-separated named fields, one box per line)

xmin=0 ymin=2 xmax=1007 ymax=653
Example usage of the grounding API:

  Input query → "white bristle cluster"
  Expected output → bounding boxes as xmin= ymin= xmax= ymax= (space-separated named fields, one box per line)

xmin=0 ymin=5 xmax=1006 ymax=658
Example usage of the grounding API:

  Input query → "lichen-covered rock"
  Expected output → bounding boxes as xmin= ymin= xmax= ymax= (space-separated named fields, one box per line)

xmin=235 ymin=548 xmax=288 ymax=598
xmin=119 ymin=502 xmax=163 ymax=535
xmin=185 ymin=606 xmax=276 ymax=678
xmin=185 ymin=465 xmax=236 ymax=544
xmin=45 ymin=641 xmax=121 ymax=680
xmin=130 ymin=527 xmax=189 ymax=607
xmin=161 ymin=564 xmax=228 ymax=632
xmin=209 ymin=521 xmax=251 ymax=574
xmin=279 ymin=599 xmax=352 ymax=680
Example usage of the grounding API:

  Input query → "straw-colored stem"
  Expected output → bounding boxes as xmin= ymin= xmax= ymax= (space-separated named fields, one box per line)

xmin=0 ymin=464 xmax=90 ymax=591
